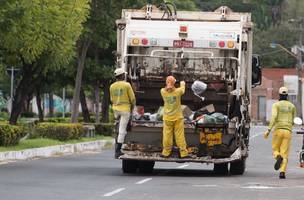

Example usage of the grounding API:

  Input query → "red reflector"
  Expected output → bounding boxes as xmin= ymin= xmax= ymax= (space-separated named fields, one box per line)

xmin=219 ymin=41 xmax=225 ymax=48
xmin=142 ymin=38 xmax=149 ymax=45
xmin=180 ymin=26 xmax=187 ymax=32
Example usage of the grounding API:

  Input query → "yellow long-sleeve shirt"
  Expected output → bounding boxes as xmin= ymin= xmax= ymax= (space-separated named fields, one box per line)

xmin=268 ymin=100 xmax=296 ymax=132
xmin=110 ymin=81 xmax=136 ymax=112
xmin=160 ymin=81 xmax=185 ymax=121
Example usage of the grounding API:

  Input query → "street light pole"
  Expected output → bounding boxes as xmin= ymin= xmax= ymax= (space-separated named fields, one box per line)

xmin=6 ymin=67 xmax=19 ymax=113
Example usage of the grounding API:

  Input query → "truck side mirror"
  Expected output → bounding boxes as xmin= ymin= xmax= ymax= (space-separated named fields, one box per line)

xmin=252 ymin=54 xmax=261 ymax=87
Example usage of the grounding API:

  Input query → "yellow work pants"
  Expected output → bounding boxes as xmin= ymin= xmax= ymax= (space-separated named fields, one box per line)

xmin=272 ymin=129 xmax=292 ymax=173
xmin=162 ymin=119 xmax=188 ymax=157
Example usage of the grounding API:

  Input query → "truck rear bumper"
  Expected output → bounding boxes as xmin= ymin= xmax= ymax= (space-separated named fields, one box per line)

xmin=119 ymin=147 xmax=247 ymax=164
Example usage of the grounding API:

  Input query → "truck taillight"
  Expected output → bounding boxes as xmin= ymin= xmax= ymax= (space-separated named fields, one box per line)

xmin=180 ymin=26 xmax=188 ymax=33
xmin=142 ymin=38 xmax=149 ymax=45
xmin=132 ymin=38 xmax=140 ymax=45
xmin=218 ymin=41 xmax=225 ymax=48
xmin=227 ymin=41 xmax=234 ymax=48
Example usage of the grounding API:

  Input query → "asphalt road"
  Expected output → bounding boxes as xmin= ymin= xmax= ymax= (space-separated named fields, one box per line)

xmin=0 ymin=126 xmax=304 ymax=200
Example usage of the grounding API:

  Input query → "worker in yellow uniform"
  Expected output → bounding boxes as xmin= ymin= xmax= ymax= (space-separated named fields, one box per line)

xmin=110 ymin=68 xmax=136 ymax=158
xmin=264 ymin=87 xmax=296 ymax=179
xmin=160 ymin=76 xmax=189 ymax=158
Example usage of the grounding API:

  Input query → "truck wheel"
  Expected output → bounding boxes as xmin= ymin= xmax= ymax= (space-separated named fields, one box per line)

xmin=138 ymin=161 xmax=155 ymax=174
xmin=213 ymin=163 xmax=228 ymax=175
xmin=230 ymin=159 xmax=246 ymax=175
xmin=122 ymin=160 xmax=139 ymax=173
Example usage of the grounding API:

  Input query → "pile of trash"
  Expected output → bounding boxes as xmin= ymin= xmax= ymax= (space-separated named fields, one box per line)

xmin=132 ymin=104 xmax=228 ymax=124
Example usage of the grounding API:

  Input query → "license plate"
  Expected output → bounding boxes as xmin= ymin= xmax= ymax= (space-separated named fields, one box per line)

xmin=200 ymin=132 xmax=222 ymax=147
xmin=173 ymin=40 xmax=194 ymax=48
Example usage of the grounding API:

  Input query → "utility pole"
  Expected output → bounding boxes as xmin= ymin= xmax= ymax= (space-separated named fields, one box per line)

xmin=62 ymin=87 xmax=66 ymax=118
xmin=6 ymin=67 xmax=19 ymax=113
xmin=298 ymin=18 xmax=303 ymax=118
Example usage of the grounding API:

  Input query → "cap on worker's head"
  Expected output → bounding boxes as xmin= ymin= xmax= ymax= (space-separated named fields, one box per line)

xmin=166 ymin=75 xmax=176 ymax=89
xmin=114 ymin=68 xmax=127 ymax=77
xmin=279 ymin=87 xmax=288 ymax=95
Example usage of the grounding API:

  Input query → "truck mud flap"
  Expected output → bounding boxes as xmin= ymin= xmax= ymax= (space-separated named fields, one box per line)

xmin=119 ymin=147 xmax=246 ymax=164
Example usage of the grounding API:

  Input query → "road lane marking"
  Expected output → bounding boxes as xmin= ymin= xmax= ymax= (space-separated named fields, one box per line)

xmin=135 ymin=178 xmax=152 ymax=184
xmin=193 ymin=184 xmax=218 ymax=187
xmin=250 ymin=132 xmax=264 ymax=139
xmin=177 ymin=164 xmax=189 ymax=169
xmin=103 ymin=188 xmax=125 ymax=197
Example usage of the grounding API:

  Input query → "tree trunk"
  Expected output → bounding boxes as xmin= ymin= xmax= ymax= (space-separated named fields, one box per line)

xmin=71 ymin=39 xmax=91 ymax=123
xmin=94 ymin=84 xmax=100 ymax=123
xmin=101 ymin=81 xmax=110 ymax=123
xmin=9 ymin=66 xmax=41 ymax=124
xmin=49 ymin=92 xmax=54 ymax=117
xmin=36 ymin=90 xmax=44 ymax=122
xmin=80 ymin=87 xmax=91 ymax=123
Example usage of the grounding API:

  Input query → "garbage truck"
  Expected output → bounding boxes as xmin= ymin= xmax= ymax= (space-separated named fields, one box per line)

xmin=115 ymin=3 xmax=261 ymax=175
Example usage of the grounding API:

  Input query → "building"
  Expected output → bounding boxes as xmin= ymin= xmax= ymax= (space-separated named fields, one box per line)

xmin=251 ymin=68 xmax=299 ymax=122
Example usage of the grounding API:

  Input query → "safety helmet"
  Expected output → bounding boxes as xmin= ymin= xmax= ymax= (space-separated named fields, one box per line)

xmin=114 ymin=68 xmax=127 ymax=77
xmin=166 ymin=76 xmax=176 ymax=89
xmin=279 ymin=87 xmax=288 ymax=95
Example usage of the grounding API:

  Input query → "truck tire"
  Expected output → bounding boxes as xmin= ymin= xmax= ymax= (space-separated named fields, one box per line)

xmin=213 ymin=163 xmax=228 ymax=175
xmin=122 ymin=160 xmax=139 ymax=173
xmin=230 ymin=159 xmax=246 ymax=175
xmin=138 ymin=161 xmax=155 ymax=174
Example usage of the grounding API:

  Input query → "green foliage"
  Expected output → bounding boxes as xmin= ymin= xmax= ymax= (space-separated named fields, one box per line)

xmin=254 ymin=22 xmax=298 ymax=66
xmin=0 ymin=123 xmax=27 ymax=146
xmin=0 ymin=0 xmax=90 ymax=68
xmin=34 ymin=122 xmax=84 ymax=141
xmin=20 ymin=111 xmax=37 ymax=118
xmin=94 ymin=123 xmax=115 ymax=136
xmin=44 ymin=117 xmax=71 ymax=123
xmin=0 ymin=112 xmax=9 ymax=121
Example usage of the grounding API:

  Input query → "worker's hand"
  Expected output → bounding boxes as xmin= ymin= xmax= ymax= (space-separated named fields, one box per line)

xmin=180 ymin=81 xmax=185 ymax=85
xmin=263 ymin=130 xmax=270 ymax=139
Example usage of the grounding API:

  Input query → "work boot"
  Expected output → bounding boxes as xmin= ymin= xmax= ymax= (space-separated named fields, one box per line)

xmin=115 ymin=143 xmax=123 ymax=159
xmin=274 ymin=155 xmax=283 ymax=170
xmin=279 ymin=172 xmax=286 ymax=179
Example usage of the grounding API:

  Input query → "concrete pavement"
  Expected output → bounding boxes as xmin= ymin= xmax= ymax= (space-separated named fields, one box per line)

xmin=0 ymin=126 xmax=304 ymax=200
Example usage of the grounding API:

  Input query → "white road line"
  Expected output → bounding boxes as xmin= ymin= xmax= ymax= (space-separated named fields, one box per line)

xmin=103 ymin=188 xmax=125 ymax=197
xmin=193 ymin=184 xmax=218 ymax=187
xmin=250 ymin=132 xmax=264 ymax=139
xmin=177 ymin=164 xmax=189 ymax=169
xmin=135 ymin=178 xmax=153 ymax=185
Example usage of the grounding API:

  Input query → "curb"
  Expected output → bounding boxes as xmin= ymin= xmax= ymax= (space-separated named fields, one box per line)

xmin=0 ymin=139 xmax=115 ymax=163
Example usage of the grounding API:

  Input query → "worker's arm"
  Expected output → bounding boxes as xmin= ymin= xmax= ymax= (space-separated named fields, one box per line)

xmin=127 ymin=83 xmax=136 ymax=108
xmin=109 ymin=85 xmax=113 ymax=104
xmin=179 ymin=81 xmax=186 ymax=95
xmin=293 ymin=105 xmax=297 ymax=122
xmin=264 ymin=104 xmax=278 ymax=139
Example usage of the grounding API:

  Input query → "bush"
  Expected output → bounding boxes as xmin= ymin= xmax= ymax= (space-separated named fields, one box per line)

xmin=0 ymin=123 xmax=27 ymax=146
xmin=94 ymin=123 xmax=115 ymax=136
xmin=21 ymin=112 xmax=37 ymax=118
xmin=35 ymin=123 xmax=84 ymax=141
xmin=44 ymin=117 xmax=71 ymax=123
xmin=0 ymin=112 xmax=9 ymax=120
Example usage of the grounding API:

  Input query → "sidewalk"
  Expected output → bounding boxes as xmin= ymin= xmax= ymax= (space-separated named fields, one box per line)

xmin=0 ymin=139 xmax=114 ymax=163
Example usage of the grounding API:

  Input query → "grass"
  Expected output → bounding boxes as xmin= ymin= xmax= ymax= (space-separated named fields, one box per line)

xmin=0 ymin=135 xmax=113 ymax=152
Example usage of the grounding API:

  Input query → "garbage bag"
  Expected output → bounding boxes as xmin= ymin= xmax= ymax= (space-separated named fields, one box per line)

xmin=210 ymin=112 xmax=227 ymax=124
xmin=191 ymin=81 xmax=207 ymax=96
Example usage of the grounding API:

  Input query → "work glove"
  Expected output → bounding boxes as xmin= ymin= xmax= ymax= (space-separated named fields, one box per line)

xmin=263 ymin=129 xmax=270 ymax=139
xmin=180 ymin=81 xmax=185 ymax=85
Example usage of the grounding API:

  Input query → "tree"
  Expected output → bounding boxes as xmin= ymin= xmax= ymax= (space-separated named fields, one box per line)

xmin=0 ymin=0 xmax=90 ymax=124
